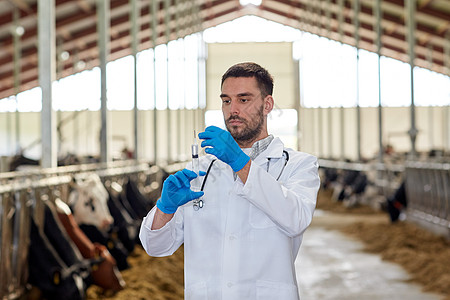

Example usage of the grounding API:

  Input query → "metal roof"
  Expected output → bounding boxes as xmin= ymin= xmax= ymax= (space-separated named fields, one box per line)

xmin=0 ymin=0 xmax=449 ymax=100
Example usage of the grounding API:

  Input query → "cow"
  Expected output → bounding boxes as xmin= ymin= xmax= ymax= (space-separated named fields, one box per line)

xmin=78 ymin=223 xmax=130 ymax=271
xmin=8 ymin=154 xmax=39 ymax=171
xmin=320 ymin=167 xmax=339 ymax=191
xmin=106 ymin=181 xmax=140 ymax=255
xmin=342 ymin=172 xmax=369 ymax=208
xmin=124 ymin=176 xmax=155 ymax=219
xmin=68 ymin=173 xmax=114 ymax=233
xmin=385 ymin=180 xmax=407 ymax=222
xmin=55 ymin=198 xmax=126 ymax=291
xmin=67 ymin=174 xmax=130 ymax=270
xmin=28 ymin=197 xmax=93 ymax=300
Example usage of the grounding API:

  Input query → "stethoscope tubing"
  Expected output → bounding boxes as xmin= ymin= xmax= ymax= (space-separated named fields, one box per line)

xmin=201 ymin=150 xmax=289 ymax=191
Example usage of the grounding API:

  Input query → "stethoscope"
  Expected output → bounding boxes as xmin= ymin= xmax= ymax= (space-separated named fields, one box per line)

xmin=193 ymin=150 xmax=290 ymax=210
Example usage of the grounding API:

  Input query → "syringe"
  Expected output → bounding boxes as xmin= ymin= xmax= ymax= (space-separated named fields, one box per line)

xmin=191 ymin=130 xmax=203 ymax=209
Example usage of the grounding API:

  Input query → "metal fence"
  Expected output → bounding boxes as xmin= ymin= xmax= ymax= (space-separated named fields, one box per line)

xmin=0 ymin=161 xmax=163 ymax=300
xmin=405 ymin=162 xmax=450 ymax=232
xmin=319 ymin=159 xmax=450 ymax=237
xmin=318 ymin=159 xmax=405 ymax=195
xmin=1 ymin=175 xmax=72 ymax=299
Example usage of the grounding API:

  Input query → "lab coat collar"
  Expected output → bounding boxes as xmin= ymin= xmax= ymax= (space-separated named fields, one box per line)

xmin=253 ymin=137 xmax=285 ymax=165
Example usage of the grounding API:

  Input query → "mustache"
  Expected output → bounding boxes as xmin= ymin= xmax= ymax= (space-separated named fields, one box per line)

xmin=227 ymin=116 xmax=246 ymax=123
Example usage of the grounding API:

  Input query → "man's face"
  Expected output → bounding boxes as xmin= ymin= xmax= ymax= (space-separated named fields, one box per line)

xmin=220 ymin=76 xmax=272 ymax=146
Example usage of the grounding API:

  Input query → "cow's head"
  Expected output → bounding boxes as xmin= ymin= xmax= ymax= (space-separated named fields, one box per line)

xmin=69 ymin=173 xmax=114 ymax=232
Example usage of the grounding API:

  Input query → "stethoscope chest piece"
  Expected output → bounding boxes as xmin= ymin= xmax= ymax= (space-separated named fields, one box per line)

xmin=193 ymin=199 xmax=203 ymax=211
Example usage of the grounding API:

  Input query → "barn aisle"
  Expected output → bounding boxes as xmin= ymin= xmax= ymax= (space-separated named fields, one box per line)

xmin=296 ymin=210 xmax=444 ymax=300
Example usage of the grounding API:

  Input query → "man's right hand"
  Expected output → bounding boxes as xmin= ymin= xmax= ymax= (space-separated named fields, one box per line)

xmin=156 ymin=169 xmax=204 ymax=214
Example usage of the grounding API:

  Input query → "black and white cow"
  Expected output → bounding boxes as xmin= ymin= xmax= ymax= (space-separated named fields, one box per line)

xmin=68 ymin=174 xmax=130 ymax=271
xmin=68 ymin=173 xmax=114 ymax=233
xmin=125 ymin=177 xmax=155 ymax=219
xmin=28 ymin=198 xmax=94 ymax=300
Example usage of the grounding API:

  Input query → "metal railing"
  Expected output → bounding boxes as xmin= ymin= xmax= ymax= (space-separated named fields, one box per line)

xmin=318 ymin=159 xmax=405 ymax=194
xmin=405 ymin=161 xmax=450 ymax=230
xmin=1 ymin=175 xmax=73 ymax=300
xmin=0 ymin=161 xmax=162 ymax=300
xmin=319 ymin=158 xmax=450 ymax=236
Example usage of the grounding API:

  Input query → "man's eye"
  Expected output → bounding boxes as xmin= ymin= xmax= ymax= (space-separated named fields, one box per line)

xmin=240 ymin=99 xmax=248 ymax=103
xmin=222 ymin=99 xmax=231 ymax=104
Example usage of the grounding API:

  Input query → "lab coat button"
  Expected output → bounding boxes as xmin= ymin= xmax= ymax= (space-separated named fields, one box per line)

xmin=229 ymin=235 xmax=236 ymax=240
xmin=227 ymin=282 xmax=233 ymax=288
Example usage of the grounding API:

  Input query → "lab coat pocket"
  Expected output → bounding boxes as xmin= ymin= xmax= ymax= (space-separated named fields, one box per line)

xmin=256 ymin=280 xmax=299 ymax=300
xmin=185 ymin=281 xmax=208 ymax=300
xmin=249 ymin=204 xmax=276 ymax=229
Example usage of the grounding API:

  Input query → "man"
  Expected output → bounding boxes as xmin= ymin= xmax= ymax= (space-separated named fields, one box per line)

xmin=140 ymin=62 xmax=320 ymax=299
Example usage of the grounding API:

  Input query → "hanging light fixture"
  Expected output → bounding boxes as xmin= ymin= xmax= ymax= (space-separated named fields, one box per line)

xmin=10 ymin=25 xmax=25 ymax=37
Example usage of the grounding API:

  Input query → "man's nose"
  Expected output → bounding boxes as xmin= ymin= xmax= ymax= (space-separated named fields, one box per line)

xmin=230 ymin=100 xmax=239 ymax=115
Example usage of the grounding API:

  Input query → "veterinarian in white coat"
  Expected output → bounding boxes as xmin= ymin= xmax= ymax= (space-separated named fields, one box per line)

xmin=140 ymin=62 xmax=320 ymax=300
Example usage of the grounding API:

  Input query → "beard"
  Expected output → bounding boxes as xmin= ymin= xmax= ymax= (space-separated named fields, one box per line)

xmin=225 ymin=104 xmax=265 ymax=145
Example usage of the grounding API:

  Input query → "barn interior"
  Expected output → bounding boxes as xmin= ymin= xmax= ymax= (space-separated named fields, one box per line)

xmin=0 ymin=0 xmax=449 ymax=299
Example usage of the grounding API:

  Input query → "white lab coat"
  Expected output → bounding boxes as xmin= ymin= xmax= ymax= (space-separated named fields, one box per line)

xmin=140 ymin=137 xmax=320 ymax=300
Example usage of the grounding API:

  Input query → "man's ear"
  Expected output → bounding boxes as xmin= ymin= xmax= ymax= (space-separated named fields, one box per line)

xmin=263 ymin=95 xmax=274 ymax=116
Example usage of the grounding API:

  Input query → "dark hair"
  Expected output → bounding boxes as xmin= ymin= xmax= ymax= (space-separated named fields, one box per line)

xmin=221 ymin=62 xmax=274 ymax=98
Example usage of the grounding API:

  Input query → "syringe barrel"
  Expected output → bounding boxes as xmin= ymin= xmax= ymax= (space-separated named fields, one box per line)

xmin=191 ymin=144 xmax=198 ymax=158
xmin=191 ymin=144 xmax=201 ymax=192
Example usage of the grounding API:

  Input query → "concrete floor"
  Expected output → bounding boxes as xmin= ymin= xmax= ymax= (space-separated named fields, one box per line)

xmin=295 ymin=210 xmax=443 ymax=300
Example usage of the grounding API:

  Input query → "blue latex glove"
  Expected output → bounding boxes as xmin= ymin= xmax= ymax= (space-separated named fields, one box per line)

xmin=156 ymin=169 xmax=204 ymax=214
xmin=198 ymin=126 xmax=250 ymax=172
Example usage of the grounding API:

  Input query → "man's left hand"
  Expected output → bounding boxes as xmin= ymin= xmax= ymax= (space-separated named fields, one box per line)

xmin=198 ymin=126 xmax=250 ymax=172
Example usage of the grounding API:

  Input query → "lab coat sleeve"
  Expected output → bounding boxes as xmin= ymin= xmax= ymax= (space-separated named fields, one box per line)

xmin=139 ymin=205 xmax=184 ymax=257
xmin=237 ymin=153 xmax=320 ymax=237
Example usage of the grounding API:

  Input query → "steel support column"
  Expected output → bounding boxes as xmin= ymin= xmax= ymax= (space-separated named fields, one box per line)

xmin=445 ymin=30 xmax=450 ymax=151
xmin=326 ymin=0 xmax=332 ymax=158
xmin=164 ymin=0 xmax=172 ymax=163
xmin=131 ymin=0 xmax=139 ymax=159
xmin=338 ymin=0 xmax=345 ymax=160
xmin=175 ymin=0 xmax=182 ymax=160
xmin=375 ymin=0 xmax=384 ymax=163
xmin=13 ymin=7 xmax=21 ymax=154
xmin=426 ymin=45 xmax=434 ymax=150
xmin=56 ymin=37 xmax=63 ymax=153
xmin=354 ymin=0 xmax=361 ymax=161
xmin=72 ymin=49 xmax=80 ymax=154
xmin=38 ymin=0 xmax=57 ymax=168
xmin=318 ymin=107 xmax=323 ymax=157
xmin=151 ymin=0 xmax=158 ymax=163
xmin=195 ymin=0 xmax=205 ymax=134
xmin=97 ymin=0 xmax=110 ymax=163
xmin=406 ymin=0 xmax=418 ymax=159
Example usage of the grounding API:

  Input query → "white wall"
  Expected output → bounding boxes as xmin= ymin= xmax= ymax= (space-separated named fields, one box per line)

xmin=0 ymin=109 xmax=203 ymax=164
xmin=206 ymin=42 xmax=295 ymax=110
xmin=206 ymin=42 xmax=298 ymax=150
xmin=299 ymin=106 xmax=449 ymax=160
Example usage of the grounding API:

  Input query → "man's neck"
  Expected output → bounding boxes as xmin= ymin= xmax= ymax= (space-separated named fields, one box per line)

xmin=238 ymin=134 xmax=269 ymax=149
xmin=247 ymin=135 xmax=274 ymax=161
